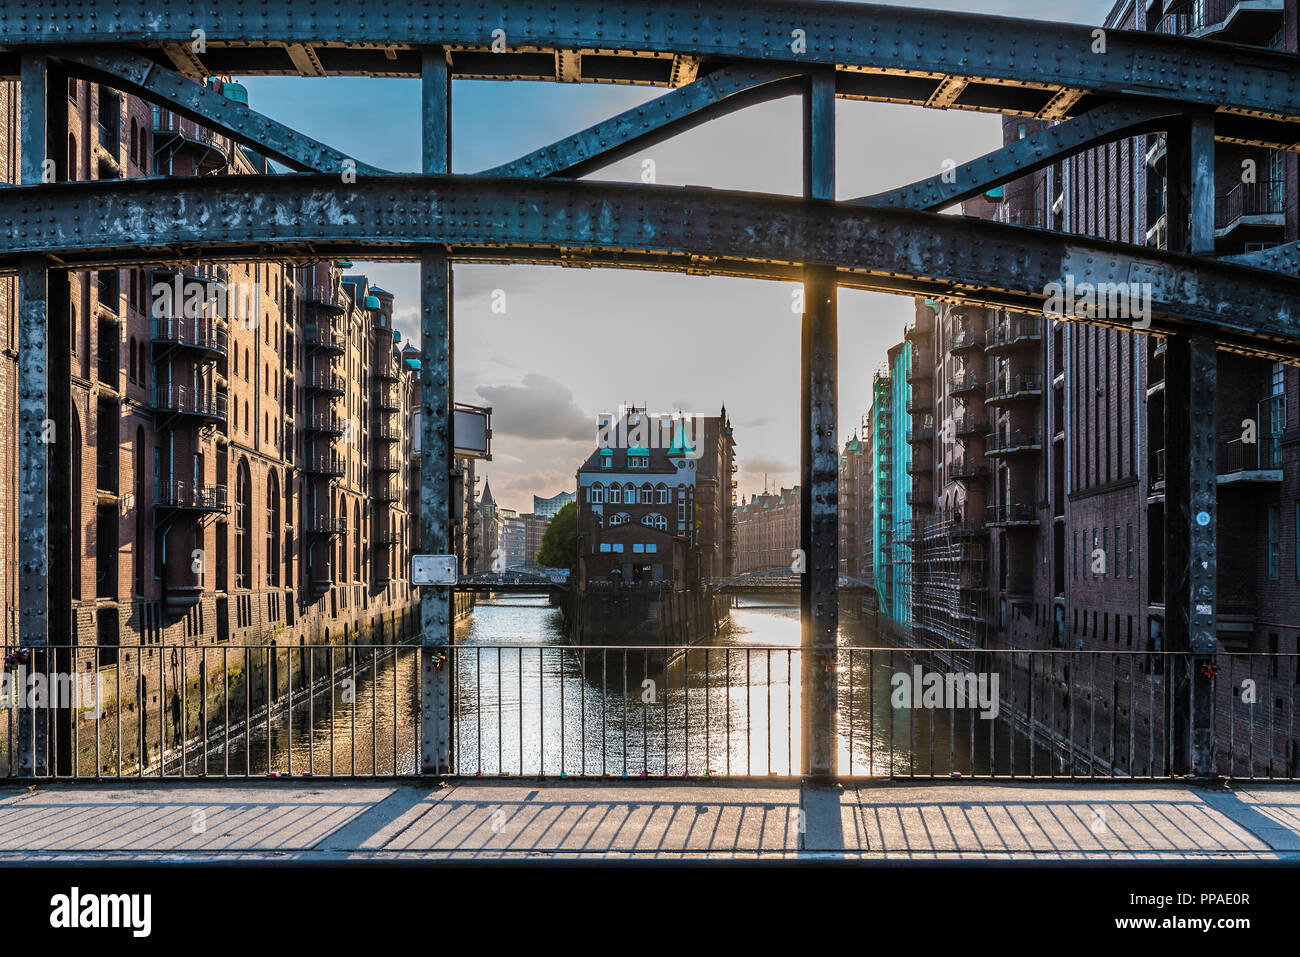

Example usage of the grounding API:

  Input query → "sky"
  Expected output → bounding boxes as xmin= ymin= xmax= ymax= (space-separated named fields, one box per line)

xmin=241 ymin=0 xmax=1116 ymax=516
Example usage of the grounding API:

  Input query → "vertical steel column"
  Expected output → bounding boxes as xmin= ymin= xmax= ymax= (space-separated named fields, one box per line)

xmin=16 ymin=56 xmax=51 ymax=776
xmin=1164 ymin=113 xmax=1217 ymax=777
xmin=800 ymin=72 xmax=838 ymax=779
xmin=419 ymin=48 xmax=454 ymax=775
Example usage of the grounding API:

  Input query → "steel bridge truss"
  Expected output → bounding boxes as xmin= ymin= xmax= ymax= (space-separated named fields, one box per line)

xmin=4 ymin=0 xmax=1299 ymax=779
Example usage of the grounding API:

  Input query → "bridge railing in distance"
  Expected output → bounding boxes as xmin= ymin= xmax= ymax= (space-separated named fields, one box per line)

xmin=2 ymin=644 xmax=1296 ymax=781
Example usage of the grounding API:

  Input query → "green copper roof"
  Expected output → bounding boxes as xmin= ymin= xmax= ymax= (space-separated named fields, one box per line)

xmin=364 ymin=294 xmax=381 ymax=310
xmin=984 ymin=185 xmax=1004 ymax=199
xmin=667 ymin=423 xmax=694 ymax=456
xmin=627 ymin=445 xmax=649 ymax=455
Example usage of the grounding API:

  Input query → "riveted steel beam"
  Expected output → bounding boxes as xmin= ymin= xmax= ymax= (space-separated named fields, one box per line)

xmin=419 ymin=48 xmax=453 ymax=777
xmin=801 ymin=71 xmax=837 ymax=780
xmin=853 ymin=98 xmax=1184 ymax=211
xmin=924 ymin=75 xmax=968 ymax=110
xmin=3 ymin=175 xmax=1299 ymax=358
xmin=57 ymin=50 xmax=387 ymax=175
xmin=3 ymin=2 xmax=1300 ymax=127
xmin=479 ymin=65 xmax=801 ymax=179
xmin=1223 ymin=240 xmax=1300 ymax=273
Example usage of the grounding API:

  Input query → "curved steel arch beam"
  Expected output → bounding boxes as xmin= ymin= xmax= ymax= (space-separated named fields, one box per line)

xmin=479 ymin=65 xmax=803 ymax=178
xmin=4 ymin=1 xmax=1300 ymax=124
xmin=55 ymin=49 xmax=389 ymax=175
xmin=853 ymin=98 xmax=1184 ymax=211
xmin=2 ymin=174 xmax=1298 ymax=359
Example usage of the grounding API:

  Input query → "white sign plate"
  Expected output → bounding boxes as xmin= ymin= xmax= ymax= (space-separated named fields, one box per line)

xmin=412 ymin=555 xmax=458 ymax=586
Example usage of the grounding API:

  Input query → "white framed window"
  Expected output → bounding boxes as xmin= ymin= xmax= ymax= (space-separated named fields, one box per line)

xmin=590 ymin=484 xmax=605 ymax=504
xmin=656 ymin=485 xmax=669 ymax=504
xmin=642 ymin=513 xmax=667 ymax=531
xmin=609 ymin=486 xmax=622 ymax=504
xmin=599 ymin=543 xmax=611 ymax=553
xmin=611 ymin=543 xmax=623 ymax=553
xmin=645 ymin=543 xmax=657 ymax=554
xmin=640 ymin=484 xmax=653 ymax=504
xmin=633 ymin=543 xmax=645 ymax=553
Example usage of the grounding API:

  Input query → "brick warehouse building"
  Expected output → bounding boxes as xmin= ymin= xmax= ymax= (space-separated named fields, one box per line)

xmin=0 ymin=75 xmax=425 ymax=771
xmin=881 ymin=0 xmax=1300 ymax=777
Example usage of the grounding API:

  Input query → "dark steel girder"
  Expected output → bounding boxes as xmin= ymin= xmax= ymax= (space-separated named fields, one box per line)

xmin=55 ymin=49 xmax=388 ymax=175
xmin=479 ymin=65 xmax=802 ymax=178
xmin=4 ymin=174 xmax=1299 ymax=360
xmin=854 ymin=97 xmax=1184 ymax=211
xmin=3 ymin=0 xmax=1300 ymax=133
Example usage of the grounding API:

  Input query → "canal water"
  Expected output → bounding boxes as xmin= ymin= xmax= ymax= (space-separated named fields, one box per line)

xmin=220 ymin=595 xmax=1054 ymax=778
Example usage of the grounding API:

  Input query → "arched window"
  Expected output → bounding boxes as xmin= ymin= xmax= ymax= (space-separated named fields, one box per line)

xmin=353 ymin=501 xmax=361 ymax=581
xmin=656 ymin=483 xmax=669 ymax=504
xmin=640 ymin=484 xmax=653 ymax=504
xmin=339 ymin=500 xmax=348 ymax=582
xmin=625 ymin=483 xmax=636 ymax=502
xmin=68 ymin=133 xmax=76 ymax=180
xmin=128 ymin=338 xmax=137 ymax=382
xmin=267 ymin=469 xmax=281 ymax=587
xmin=235 ymin=458 xmax=252 ymax=589
xmin=610 ymin=512 xmax=630 ymax=526
xmin=608 ymin=485 xmax=622 ymax=504
xmin=590 ymin=483 xmax=605 ymax=504
xmin=642 ymin=513 xmax=667 ymax=531
xmin=129 ymin=118 xmax=138 ymax=163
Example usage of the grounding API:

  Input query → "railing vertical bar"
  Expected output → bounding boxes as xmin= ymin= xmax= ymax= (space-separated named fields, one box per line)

xmin=370 ymin=649 xmax=377 ymax=777
xmin=518 ymin=648 xmax=524 ymax=777
xmin=1248 ymin=655 xmax=1256 ymax=778
xmin=350 ymin=646 xmax=357 ymax=777
xmin=704 ymin=649 xmax=711 ymax=776
xmin=663 ymin=649 xmax=669 ymax=777
xmin=640 ymin=648 xmax=647 ymax=776
xmin=1148 ymin=653 xmax=1155 ymax=778
xmin=1270 ymin=655 xmax=1278 ymax=778
xmin=622 ymin=649 xmax=628 ymax=778
xmin=117 ymin=656 xmax=123 ymax=779
xmin=1228 ymin=654 xmax=1236 ymax=778
xmin=1048 ymin=653 xmax=1056 ymax=779
xmin=684 ymin=647 xmax=690 ymax=778
xmin=308 ymin=646 xmax=315 ymax=774
xmin=288 ymin=647 xmax=294 ymax=778
xmin=243 ymin=647 xmax=250 ymax=777
xmin=970 ymin=651 xmax=977 ymax=777
xmin=157 ymin=650 xmax=165 ymax=778
xmin=889 ymin=649 xmax=895 ymax=779
xmin=498 ymin=648 xmax=504 ymax=776
xmin=95 ymin=649 xmax=102 ymax=779
xmin=264 ymin=649 xmax=272 ymax=776
xmin=579 ymin=648 xmax=586 ymax=778
xmin=787 ymin=648 xmax=792 ymax=777
xmin=1028 ymin=652 xmax=1035 ymax=778
xmin=725 ymin=648 xmax=731 ymax=777
xmin=1290 ymin=655 xmax=1296 ymax=780
xmin=476 ymin=647 xmax=482 ymax=777
xmin=1128 ymin=652 xmax=1135 ymax=777
xmin=329 ymin=647 xmax=335 ymax=778
xmin=1067 ymin=650 xmax=1076 ymax=780
xmin=869 ymin=650 xmax=875 ymax=776
xmin=600 ymin=648 xmax=607 ymax=777
xmin=1088 ymin=652 xmax=1097 ymax=777
xmin=746 ymin=649 xmax=751 ymax=776
xmin=560 ymin=646 xmax=565 ymax=777
xmin=848 ymin=648 xmax=854 ymax=776
xmin=392 ymin=645 xmax=398 ymax=775
xmin=538 ymin=647 xmax=544 ymax=776
xmin=766 ymin=649 xmax=771 ymax=777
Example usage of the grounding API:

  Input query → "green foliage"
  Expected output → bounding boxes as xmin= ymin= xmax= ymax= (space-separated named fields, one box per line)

xmin=535 ymin=501 xmax=577 ymax=569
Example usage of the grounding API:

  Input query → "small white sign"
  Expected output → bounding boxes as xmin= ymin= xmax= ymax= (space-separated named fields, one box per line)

xmin=412 ymin=555 xmax=458 ymax=586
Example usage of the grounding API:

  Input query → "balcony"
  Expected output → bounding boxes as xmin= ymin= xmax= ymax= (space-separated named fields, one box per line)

xmin=306 ymin=370 xmax=346 ymax=395
xmin=949 ymin=328 xmax=984 ymax=355
xmin=374 ymin=424 xmax=402 ymax=443
xmin=905 ymin=362 xmax=932 ymax=385
xmin=986 ymin=373 xmax=1043 ymax=405
xmin=152 ymin=110 xmax=226 ymax=172
xmin=307 ymin=516 xmax=346 ymax=536
xmin=948 ymin=458 xmax=990 ymax=483
xmin=376 ymin=531 xmax=401 ymax=546
xmin=985 ymin=429 xmax=1043 ymax=457
xmin=152 ymin=317 xmax=227 ymax=358
xmin=906 ymin=425 xmax=935 ymax=444
xmin=374 ymin=480 xmax=402 ymax=504
xmin=374 ymin=384 xmax=402 ymax=412
xmin=953 ymin=415 xmax=989 ymax=438
xmin=152 ymin=385 xmax=227 ymax=424
xmin=1218 ymin=436 xmax=1283 ymax=484
xmin=305 ymin=454 xmax=346 ymax=477
xmin=306 ymin=412 xmax=346 ymax=435
xmin=156 ymin=481 xmax=228 ymax=514
xmin=1216 ymin=180 xmax=1284 ymax=238
xmin=985 ymin=319 xmax=1042 ymax=353
xmin=304 ymin=323 xmax=346 ymax=355
xmin=1156 ymin=0 xmax=1283 ymax=46
xmin=903 ymin=319 xmax=932 ymax=342
xmin=986 ymin=503 xmax=1040 ymax=528
xmin=905 ymin=394 xmax=933 ymax=415
xmin=948 ymin=372 xmax=984 ymax=397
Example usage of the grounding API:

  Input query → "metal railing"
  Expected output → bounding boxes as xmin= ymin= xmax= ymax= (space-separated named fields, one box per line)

xmin=1220 ymin=435 xmax=1282 ymax=473
xmin=986 ymin=373 xmax=1043 ymax=402
xmin=5 ymin=644 xmax=1295 ymax=781
xmin=152 ymin=316 xmax=227 ymax=354
xmin=152 ymin=384 xmax=227 ymax=419
xmin=1216 ymin=180 xmax=1284 ymax=230
xmin=156 ymin=481 xmax=228 ymax=512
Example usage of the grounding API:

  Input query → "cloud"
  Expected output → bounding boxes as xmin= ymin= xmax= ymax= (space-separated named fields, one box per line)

xmin=741 ymin=455 xmax=797 ymax=475
xmin=475 ymin=374 xmax=592 ymax=442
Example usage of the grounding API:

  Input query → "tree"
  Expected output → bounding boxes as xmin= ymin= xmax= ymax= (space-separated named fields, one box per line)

xmin=535 ymin=501 xmax=577 ymax=569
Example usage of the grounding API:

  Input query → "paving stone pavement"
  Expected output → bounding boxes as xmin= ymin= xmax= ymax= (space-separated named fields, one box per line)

xmin=1 ymin=779 xmax=1297 ymax=862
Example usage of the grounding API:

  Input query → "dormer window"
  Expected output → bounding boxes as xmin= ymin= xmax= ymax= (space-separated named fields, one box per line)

xmin=599 ymin=448 xmax=613 ymax=469
xmin=627 ymin=446 xmax=649 ymax=469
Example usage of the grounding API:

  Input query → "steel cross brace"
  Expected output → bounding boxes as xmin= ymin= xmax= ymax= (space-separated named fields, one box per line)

xmin=852 ymin=98 xmax=1184 ymax=211
xmin=479 ymin=65 xmax=802 ymax=179
xmin=55 ymin=49 xmax=389 ymax=175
